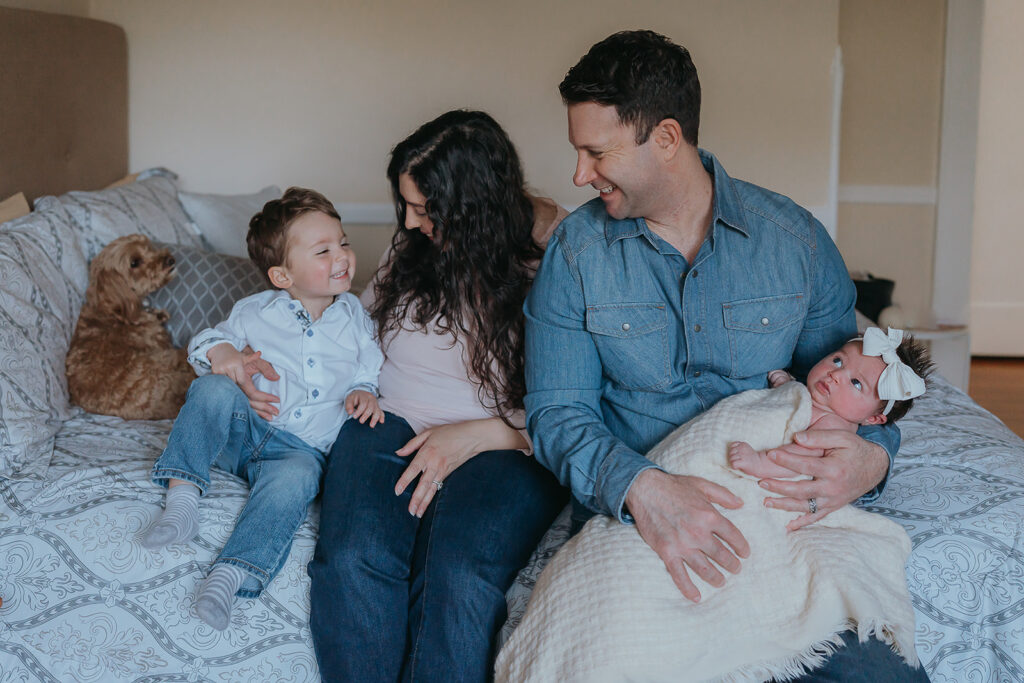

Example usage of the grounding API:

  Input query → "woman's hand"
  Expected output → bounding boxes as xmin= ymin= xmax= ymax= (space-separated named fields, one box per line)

xmin=345 ymin=390 xmax=384 ymax=427
xmin=233 ymin=346 xmax=281 ymax=420
xmin=394 ymin=418 xmax=528 ymax=517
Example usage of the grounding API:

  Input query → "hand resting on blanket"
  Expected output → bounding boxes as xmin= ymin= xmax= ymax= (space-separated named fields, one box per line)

xmin=626 ymin=425 xmax=888 ymax=602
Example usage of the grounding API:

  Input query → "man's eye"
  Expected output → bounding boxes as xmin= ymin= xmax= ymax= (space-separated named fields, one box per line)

xmin=852 ymin=379 xmax=863 ymax=391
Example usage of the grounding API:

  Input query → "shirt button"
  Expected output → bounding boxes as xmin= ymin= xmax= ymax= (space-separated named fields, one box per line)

xmin=694 ymin=370 xmax=702 ymax=377
xmin=288 ymin=303 xmax=295 ymax=310
xmin=761 ymin=317 xmax=770 ymax=326
xmin=694 ymin=324 xmax=701 ymax=332
xmin=307 ymin=358 xmax=315 ymax=367
xmin=306 ymin=329 xmax=314 ymax=337
xmin=622 ymin=323 xmax=631 ymax=331
xmin=691 ymin=270 xmax=698 ymax=278
xmin=312 ymin=389 xmax=319 ymax=399
xmin=294 ymin=409 xmax=302 ymax=418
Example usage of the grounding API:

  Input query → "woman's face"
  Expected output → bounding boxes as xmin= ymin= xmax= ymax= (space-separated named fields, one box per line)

xmin=398 ymin=173 xmax=435 ymax=239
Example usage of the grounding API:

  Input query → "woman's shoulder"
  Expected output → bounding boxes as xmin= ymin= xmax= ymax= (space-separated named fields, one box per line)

xmin=529 ymin=195 xmax=569 ymax=250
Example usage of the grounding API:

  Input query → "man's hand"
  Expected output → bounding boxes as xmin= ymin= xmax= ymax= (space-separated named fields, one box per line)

xmin=345 ymin=390 xmax=384 ymax=427
xmin=757 ymin=429 xmax=888 ymax=531
xmin=626 ymin=469 xmax=749 ymax=603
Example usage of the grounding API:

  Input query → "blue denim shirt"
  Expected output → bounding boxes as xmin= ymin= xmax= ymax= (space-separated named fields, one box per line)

xmin=524 ymin=150 xmax=898 ymax=523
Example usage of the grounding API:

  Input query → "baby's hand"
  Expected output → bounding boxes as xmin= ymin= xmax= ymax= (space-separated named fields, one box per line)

xmin=346 ymin=390 xmax=384 ymax=427
xmin=207 ymin=343 xmax=248 ymax=386
xmin=768 ymin=369 xmax=795 ymax=388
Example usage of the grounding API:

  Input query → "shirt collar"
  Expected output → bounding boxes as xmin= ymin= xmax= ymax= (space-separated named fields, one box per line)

xmin=603 ymin=149 xmax=750 ymax=246
xmin=261 ymin=289 xmax=352 ymax=323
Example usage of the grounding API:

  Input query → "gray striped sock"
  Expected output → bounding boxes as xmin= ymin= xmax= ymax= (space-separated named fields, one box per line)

xmin=196 ymin=563 xmax=247 ymax=631
xmin=141 ymin=483 xmax=200 ymax=550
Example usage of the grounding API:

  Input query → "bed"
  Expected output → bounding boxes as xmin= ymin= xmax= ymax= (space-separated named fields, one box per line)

xmin=2 ymin=6 xmax=1023 ymax=682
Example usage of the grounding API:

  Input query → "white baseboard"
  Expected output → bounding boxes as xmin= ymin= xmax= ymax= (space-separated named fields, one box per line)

xmin=970 ymin=302 xmax=1024 ymax=356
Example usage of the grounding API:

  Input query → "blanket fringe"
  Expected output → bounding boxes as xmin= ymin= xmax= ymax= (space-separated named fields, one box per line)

xmin=713 ymin=618 xmax=916 ymax=683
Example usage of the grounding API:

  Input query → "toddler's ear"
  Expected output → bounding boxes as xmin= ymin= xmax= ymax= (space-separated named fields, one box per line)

xmin=864 ymin=413 xmax=888 ymax=426
xmin=268 ymin=265 xmax=291 ymax=289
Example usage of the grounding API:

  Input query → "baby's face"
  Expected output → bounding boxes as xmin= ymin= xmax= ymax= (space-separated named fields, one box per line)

xmin=806 ymin=341 xmax=887 ymax=425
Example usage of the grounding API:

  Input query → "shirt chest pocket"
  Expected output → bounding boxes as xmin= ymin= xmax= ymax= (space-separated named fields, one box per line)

xmin=586 ymin=303 xmax=670 ymax=391
xmin=722 ymin=294 xmax=805 ymax=380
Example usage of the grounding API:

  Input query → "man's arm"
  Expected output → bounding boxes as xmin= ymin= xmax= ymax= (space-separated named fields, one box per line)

xmin=525 ymin=232 xmax=748 ymax=602
xmin=758 ymin=218 xmax=897 ymax=526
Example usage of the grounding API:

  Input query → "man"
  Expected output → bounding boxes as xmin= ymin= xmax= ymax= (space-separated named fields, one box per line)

xmin=524 ymin=30 xmax=927 ymax=679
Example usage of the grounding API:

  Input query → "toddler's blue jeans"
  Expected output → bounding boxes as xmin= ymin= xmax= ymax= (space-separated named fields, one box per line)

xmin=151 ymin=374 xmax=327 ymax=597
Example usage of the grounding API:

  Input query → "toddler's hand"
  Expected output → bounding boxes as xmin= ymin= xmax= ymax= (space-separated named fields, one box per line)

xmin=346 ymin=390 xmax=384 ymax=427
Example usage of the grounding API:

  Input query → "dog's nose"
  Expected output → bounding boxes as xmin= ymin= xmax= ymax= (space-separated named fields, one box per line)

xmin=165 ymin=255 xmax=176 ymax=268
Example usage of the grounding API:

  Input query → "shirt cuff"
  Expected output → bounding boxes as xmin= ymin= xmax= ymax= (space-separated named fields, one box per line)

xmin=599 ymin=449 xmax=664 ymax=524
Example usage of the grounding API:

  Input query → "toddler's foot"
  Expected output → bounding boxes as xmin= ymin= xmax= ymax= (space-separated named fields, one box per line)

xmin=141 ymin=483 xmax=200 ymax=549
xmin=728 ymin=441 xmax=760 ymax=473
xmin=196 ymin=563 xmax=247 ymax=631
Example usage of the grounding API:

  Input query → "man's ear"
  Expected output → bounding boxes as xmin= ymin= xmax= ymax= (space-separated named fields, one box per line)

xmin=864 ymin=413 xmax=888 ymax=426
xmin=268 ymin=265 xmax=291 ymax=289
xmin=651 ymin=118 xmax=684 ymax=160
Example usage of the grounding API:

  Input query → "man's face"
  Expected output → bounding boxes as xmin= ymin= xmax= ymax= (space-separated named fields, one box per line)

xmin=567 ymin=102 xmax=661 ymax=220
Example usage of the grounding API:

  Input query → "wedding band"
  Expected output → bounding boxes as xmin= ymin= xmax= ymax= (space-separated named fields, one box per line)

xmin=808 ymin=498 xmax=818 ymax=514
xmin=432 ymin=480 xmax=443 ymax=491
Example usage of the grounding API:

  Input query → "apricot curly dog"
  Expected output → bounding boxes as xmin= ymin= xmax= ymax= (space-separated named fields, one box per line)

xmin=67 ymin=234 xmax=195 ymax=420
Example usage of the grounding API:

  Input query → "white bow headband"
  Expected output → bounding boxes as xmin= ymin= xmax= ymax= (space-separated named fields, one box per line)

xmin=857 ymin=327 xmax=926 ymax=415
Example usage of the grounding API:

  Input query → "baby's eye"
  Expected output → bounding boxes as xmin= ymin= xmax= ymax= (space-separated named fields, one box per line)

xmin=831 ymin=356 xmax=842 ymax=368
xmin=851 ymin=379 xmax=863 ymax=391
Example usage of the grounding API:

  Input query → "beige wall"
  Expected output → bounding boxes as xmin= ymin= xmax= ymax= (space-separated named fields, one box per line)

xmin=970 ymin=0 xmax=1024 ymax=356
xmin=83 ymin=0 xmax=840 ymax=215
xmin=836 ymin=0 xmax=946 ymax=328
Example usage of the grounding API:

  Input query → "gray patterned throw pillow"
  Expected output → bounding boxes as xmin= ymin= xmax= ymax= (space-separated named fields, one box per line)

xmin=0 ymin=202 xmax=89 ymax=480
xmin=35 ymin=168 xmax=204 ymax=260
xmin=148 ymin=243 xmax=267 ymax=349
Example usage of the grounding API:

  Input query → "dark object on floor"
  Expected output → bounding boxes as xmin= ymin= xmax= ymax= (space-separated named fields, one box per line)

xmin=853 ymin=273 xmax=894 ymax=322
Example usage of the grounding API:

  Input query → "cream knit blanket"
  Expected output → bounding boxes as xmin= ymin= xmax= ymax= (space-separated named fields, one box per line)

xmin=496 ymin=383 xmax=917 ymax=682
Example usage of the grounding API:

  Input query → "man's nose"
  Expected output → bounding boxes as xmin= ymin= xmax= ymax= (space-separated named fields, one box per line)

xmin=573 ymin=153 xmax=593 ymax=187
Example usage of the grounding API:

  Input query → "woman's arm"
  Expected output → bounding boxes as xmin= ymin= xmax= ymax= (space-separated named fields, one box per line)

xmin=395 ymin=417 xmax=529 ymax=517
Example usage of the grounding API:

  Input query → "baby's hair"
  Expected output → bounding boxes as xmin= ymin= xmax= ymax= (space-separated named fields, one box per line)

xmin=247 ymin=187 xmax=341 ymax=286
xmin=882 ymin=334 xmax=935 ymax=423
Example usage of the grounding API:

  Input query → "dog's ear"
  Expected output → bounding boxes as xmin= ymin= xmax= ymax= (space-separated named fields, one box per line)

xmin=88 ymin=266 xmax=142 ymax=323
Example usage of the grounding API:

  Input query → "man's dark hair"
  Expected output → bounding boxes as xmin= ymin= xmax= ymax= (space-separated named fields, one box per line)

xmin=247 ymin=187 xmax=341 ymax=286
xmin=559 ymin=30 xmax=701 ymax=146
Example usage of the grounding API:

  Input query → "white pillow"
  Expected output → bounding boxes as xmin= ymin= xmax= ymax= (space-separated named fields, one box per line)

xmin=178 ymin=186 xmax=281 ymax=258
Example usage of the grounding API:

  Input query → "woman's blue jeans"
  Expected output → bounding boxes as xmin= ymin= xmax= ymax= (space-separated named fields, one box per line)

xmin=308 ymin=413 xmax=567 ymax=682
xmin=151 ymin=374 xmax=326 ymax=597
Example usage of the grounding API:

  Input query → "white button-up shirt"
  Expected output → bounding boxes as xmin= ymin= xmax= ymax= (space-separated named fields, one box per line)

xmin=188 ymin=290 xmax=383 ymax=452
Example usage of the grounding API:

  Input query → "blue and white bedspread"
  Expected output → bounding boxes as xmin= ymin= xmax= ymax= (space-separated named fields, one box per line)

xmin=2 ymin=375 xmax=1023 ymax=682
xmin=503 ymin=375 xmax=1024 ymax=683
xmin=0 ymin=411 xmax=321 ymax=682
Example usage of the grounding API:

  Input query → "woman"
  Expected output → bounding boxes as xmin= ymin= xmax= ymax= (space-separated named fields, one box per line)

xmin=308 ymin=110 xmax=568 ymax=681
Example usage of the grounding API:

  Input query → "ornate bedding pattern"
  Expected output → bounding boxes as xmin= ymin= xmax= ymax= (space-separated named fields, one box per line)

xmin=503 ymin=376 xmax=1024 ymax=683
xmin=0 ymin=411 xmax=320 ymax=682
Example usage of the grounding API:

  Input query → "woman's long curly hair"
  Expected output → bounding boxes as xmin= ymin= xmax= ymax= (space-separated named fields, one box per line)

xmin=371 ymin=110 xmax=542 ymax=420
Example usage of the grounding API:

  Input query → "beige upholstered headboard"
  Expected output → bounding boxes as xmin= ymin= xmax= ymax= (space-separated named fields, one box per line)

xmin=0 ymin=6 xmax=128 ymax=204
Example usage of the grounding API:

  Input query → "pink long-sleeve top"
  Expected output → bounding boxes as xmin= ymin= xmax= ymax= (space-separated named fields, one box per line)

xmin=359 ymin=197 xmax=567 ymax=440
